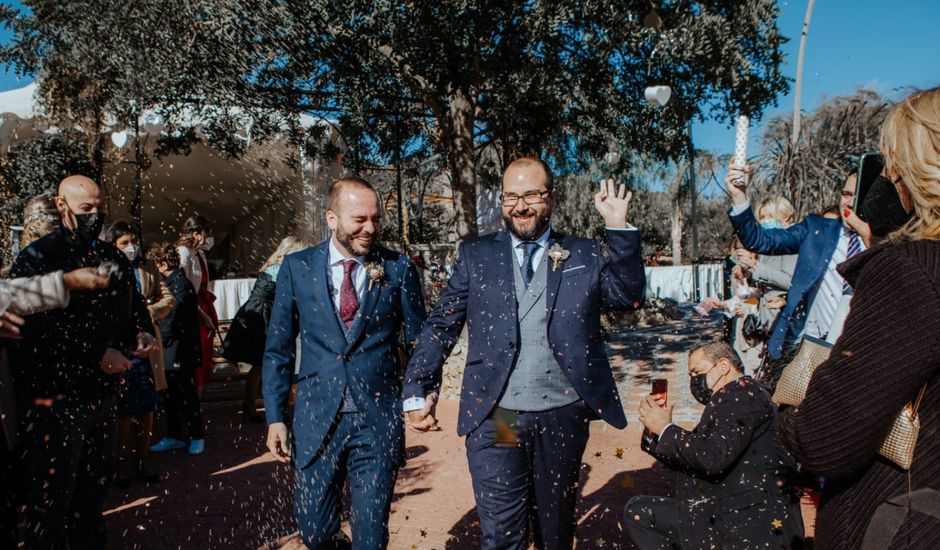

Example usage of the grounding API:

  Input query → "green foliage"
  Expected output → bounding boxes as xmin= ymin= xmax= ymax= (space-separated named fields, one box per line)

xmin=1 ymin=0 xmax=789 ymax=240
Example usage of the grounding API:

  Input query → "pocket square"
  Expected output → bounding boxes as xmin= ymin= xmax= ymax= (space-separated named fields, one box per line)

xmin=562 ymin=265 xmax=586 ymax=273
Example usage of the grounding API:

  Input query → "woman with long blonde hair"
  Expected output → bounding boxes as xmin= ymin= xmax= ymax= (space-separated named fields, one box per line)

xmin=19 ymin=194 xmax=59 ymax=249
xmin=222 ymin=236 xmax=308 ymax=421
xmin=776 ymin=86 xmax=940 ymax=549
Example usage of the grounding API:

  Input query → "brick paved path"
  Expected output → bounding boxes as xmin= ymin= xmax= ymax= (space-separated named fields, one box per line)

xmin=103 ymin=311 xmax=814 ymax=549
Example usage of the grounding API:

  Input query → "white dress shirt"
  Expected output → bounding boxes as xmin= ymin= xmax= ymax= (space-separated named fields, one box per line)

xmin=327 ymin=238 xmax=367 ymax=313
xmin=803 ymin=227 xmax=865 ymax=339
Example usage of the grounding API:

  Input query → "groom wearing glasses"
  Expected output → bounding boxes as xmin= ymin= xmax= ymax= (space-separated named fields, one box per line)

xmin=404 ymin=157 xmax=645 ymax=548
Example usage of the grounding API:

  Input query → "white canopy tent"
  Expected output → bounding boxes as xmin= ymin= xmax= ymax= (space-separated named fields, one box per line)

xmin=0 ymin=84 xmax=344 ymax=272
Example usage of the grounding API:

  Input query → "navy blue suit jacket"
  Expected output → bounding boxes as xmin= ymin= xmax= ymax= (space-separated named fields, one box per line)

xmin=262 ymin=242 xmax=427 ymax=468
xmin=404 ymin=229 xmax=645 ymax=436
xmin=729 ymin=206 xmax=842 ymax=358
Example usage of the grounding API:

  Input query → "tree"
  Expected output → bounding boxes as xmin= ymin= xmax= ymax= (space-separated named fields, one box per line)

xmin=751 ymin=89 xmax=892 ymax=217
xmin=3 ymin=0 xmax=790 ymax=240
xmin=0 ymin=130 xmax=94 ymax=264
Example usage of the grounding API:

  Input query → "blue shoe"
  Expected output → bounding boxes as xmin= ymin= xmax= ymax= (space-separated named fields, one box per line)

xmin=188 ymin=439 xmax=205 ymax=456
xmin=150 ymin=438 xmax=185 ymax=452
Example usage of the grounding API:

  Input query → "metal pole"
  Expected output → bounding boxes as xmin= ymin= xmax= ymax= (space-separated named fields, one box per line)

xmin=394 ymin=107 xmax=405 ymax=245
xmin=688 ymin=121 xmax=700 ymax=302
xmin=792 ymin=0 xmax=816 ymax=147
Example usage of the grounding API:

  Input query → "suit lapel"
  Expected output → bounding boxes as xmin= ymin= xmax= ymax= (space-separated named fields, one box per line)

xmin=309 ymin=244 xmax=347 ymax=350
xmin=344 ymin=249 xmax=384 ymax=353
xmin=545 ymin=230 xmax=565 ymax=326
xmin=493 ymin=232 xmax=519 ymax=329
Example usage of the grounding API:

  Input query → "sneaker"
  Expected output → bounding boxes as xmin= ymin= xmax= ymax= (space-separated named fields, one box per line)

xmin=150 ymin=438 xmax=185 ymax=452
xmin=187 ymin=438 xmax=205 ymax=455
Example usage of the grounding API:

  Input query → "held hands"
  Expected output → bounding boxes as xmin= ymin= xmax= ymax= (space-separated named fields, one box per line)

xmin=266 ymin=422 xmax=292 ymax=463
xmin=100 ymin=347 xmax=132 ymax=374
xmin=63 ymin=267 xmax=110 ymax=291
xmin=638 ymin=394 xmax=674 ymax=436
xmin=594 ymin=178 xmax=632 ymax=229
xmin=0 ymin=311 xmax=25 ymax=339
xmin=407 ymin=392 xmax=441 ymax=433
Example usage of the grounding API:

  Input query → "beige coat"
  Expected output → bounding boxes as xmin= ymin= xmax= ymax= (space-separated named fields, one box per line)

xmin=138 ymin=263 xmax=175 ymax=392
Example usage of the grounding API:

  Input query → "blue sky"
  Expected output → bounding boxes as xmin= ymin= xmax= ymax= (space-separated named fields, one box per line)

xmin=2 ymin=0 xmax=939 ymax=158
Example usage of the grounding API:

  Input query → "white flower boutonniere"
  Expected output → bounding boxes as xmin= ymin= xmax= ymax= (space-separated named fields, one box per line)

xmin=547 ymin=243 xmax=571 ymax=272
xmin=365 ymin=262 xmax=385 ymax=290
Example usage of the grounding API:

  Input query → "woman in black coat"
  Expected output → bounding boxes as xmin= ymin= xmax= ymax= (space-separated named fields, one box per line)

xmin=771 ymin=87 xmax=940 ymax=549
xmin=223 ymin=237 xmax=307 ymax=422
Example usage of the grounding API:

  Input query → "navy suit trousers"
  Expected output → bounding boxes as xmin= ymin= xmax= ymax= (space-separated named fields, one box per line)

xmin=466 ymin=400 xmax=593 ymax=550
xmin=294 ymin=411 xmax=398 ymax=549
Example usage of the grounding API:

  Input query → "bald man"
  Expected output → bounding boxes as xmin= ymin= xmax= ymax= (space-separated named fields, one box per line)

xmin=8 ymin=175 xmax=155 ymax=549
xmin=263 ymin=177 xmax=426 ymax=548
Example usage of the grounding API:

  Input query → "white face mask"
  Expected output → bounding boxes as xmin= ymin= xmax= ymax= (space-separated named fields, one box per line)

xmin=201 ymin=236 xmax=214 ymax=252
xmin=122 ymin=244 xmax=139 ymax=262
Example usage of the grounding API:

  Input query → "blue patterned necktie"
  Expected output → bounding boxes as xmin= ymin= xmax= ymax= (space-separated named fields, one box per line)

xmin=842 ymin=231 xmax=861 ymax=294
xmin=519 ymin=242 xmax=539 ymax=286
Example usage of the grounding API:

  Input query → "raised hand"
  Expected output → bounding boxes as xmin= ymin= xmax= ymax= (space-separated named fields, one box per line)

xmin=63 ymin=267 xmax=110 ymax=291
xmin=594 ymin=178 xmax=632 ymax=229
xmin=726 ymin=163 xmax=751 ymax=205
xmin=407 ymin=392 xmax=441 ymax=433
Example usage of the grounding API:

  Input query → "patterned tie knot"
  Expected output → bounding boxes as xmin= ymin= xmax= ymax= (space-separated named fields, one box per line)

xmin=520 ymin=241 xmax=540 ymax=256
xmin=342 ymin=259 xmax=358 ymax=274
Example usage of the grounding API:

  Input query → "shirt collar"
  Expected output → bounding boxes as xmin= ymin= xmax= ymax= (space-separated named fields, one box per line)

xmin=509 ymin=224 xmax=552 ymax=249
xmin=328 ymin=238 xmax=365 ymax=267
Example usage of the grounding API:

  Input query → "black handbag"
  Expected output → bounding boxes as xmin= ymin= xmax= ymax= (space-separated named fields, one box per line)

xmin=741 ymin=312 xmax=768 ymax=342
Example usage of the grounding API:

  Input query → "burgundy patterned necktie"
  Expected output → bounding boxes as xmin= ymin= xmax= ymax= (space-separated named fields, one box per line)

xmin=339 ymin=259 xmax=359 ymax=328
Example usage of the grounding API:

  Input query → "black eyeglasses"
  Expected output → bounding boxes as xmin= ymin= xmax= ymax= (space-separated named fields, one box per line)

xmin=501 ymin=190 xmax=550 ymax=207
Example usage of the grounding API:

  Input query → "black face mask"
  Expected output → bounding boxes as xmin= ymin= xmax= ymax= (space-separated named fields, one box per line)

xmin=861 ymin=175 xmax=913 ymax=238
xmin=690 ymin=373 xmax=713 ymax=405
xmin=73 ymin=212 xmax=105 ymax=242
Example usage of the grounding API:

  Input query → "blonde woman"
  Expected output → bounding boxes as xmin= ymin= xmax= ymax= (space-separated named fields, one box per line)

xmin=222 ymin=236 xmax=307 ymax=421
xmin=773 ymin=87 xmax=940 ymax=549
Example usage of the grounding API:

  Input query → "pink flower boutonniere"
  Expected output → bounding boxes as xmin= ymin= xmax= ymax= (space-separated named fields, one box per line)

xmin=547 ymin=243 xmax=571 ymax=271
xmin=365 ymin=262 xmax=385 ymax=290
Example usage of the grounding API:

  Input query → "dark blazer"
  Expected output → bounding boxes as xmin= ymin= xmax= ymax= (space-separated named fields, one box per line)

xmin=730 ymin=206 xmax=842 ymax=358
xmin=777 ymin=240 xmax=940 ymax=549
xmin=647 ymin=376 xmax=804 ymax=548
xmin=158 ymin=268 xmax=202 ymax=372
xmin=404 ymin=229 xmax=645 ymax=436
xmin=222 ymin=270 xmax=276 ymax=366
xmin=8 ymin=228 xmax=153 ymax=402
xmin=262 ymin=242 xmax=427 ymax=469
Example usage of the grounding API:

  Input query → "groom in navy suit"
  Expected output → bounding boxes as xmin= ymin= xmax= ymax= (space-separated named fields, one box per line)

xmin=263 ymin=177 xmax=427 ymax=548
xmin=404 ymin=157 xmax=645 ymax=548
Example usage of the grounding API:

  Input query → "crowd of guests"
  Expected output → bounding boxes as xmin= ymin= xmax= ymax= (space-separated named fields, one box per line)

xmin=1 ymin=85 xmax=938 ymax=550
xmin=629 ymin=86 xmax=940 ymax=549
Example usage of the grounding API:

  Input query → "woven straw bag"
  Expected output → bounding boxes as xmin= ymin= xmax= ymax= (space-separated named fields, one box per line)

xmin=772 ymin=336 xmax=833 ymax=406
xmin=878 ymin=385 xmax=928 ymax=470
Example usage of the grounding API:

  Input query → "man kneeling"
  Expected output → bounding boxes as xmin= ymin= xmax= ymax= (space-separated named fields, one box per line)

xmin=626 ymin=341 xmax=804 ymax=549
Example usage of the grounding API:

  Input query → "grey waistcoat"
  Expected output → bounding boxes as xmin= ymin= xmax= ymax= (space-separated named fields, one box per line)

xmin=497 ymin=251 xmax=579 ymax=412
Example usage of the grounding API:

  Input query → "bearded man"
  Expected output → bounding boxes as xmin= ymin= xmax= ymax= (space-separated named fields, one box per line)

xmin=263 ymin=177 xmax=427 ymax=548
xmin=404 ymin=157 xmax=645 ymax=548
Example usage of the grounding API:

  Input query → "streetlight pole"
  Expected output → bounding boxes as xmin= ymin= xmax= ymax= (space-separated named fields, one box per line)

xmin=688 ymin=121 xmax=699 ymax=302
xmin=792 ymin=0 xmax=816 ymax=147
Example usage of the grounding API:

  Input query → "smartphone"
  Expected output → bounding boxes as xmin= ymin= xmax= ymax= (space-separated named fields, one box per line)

xmin=651 ymin=379 xmax=668 ymax=405
xmin=854 ymin=153 xmax=884 ymax=220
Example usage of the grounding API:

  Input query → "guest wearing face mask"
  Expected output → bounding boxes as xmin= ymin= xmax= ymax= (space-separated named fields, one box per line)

xmin=176 ymin=215 xmax=218 ymax=398
xmin=626 ymin=341 xmax=804 ymax=549
xmin=104 ymin=221 xmax=176 ymax=486
xmin=7 ymin=175 xmax=156 ymax=549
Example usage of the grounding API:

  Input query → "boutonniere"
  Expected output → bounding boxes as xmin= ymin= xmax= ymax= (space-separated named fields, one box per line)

xmin=365 ymin=262 xmax=385 ymax=290
xmin=547 ymin=243 xmax=570 ymax=271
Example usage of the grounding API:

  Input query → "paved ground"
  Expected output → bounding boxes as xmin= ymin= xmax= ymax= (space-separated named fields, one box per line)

xmin=102 ymin=311 xmax=815 ymax=549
